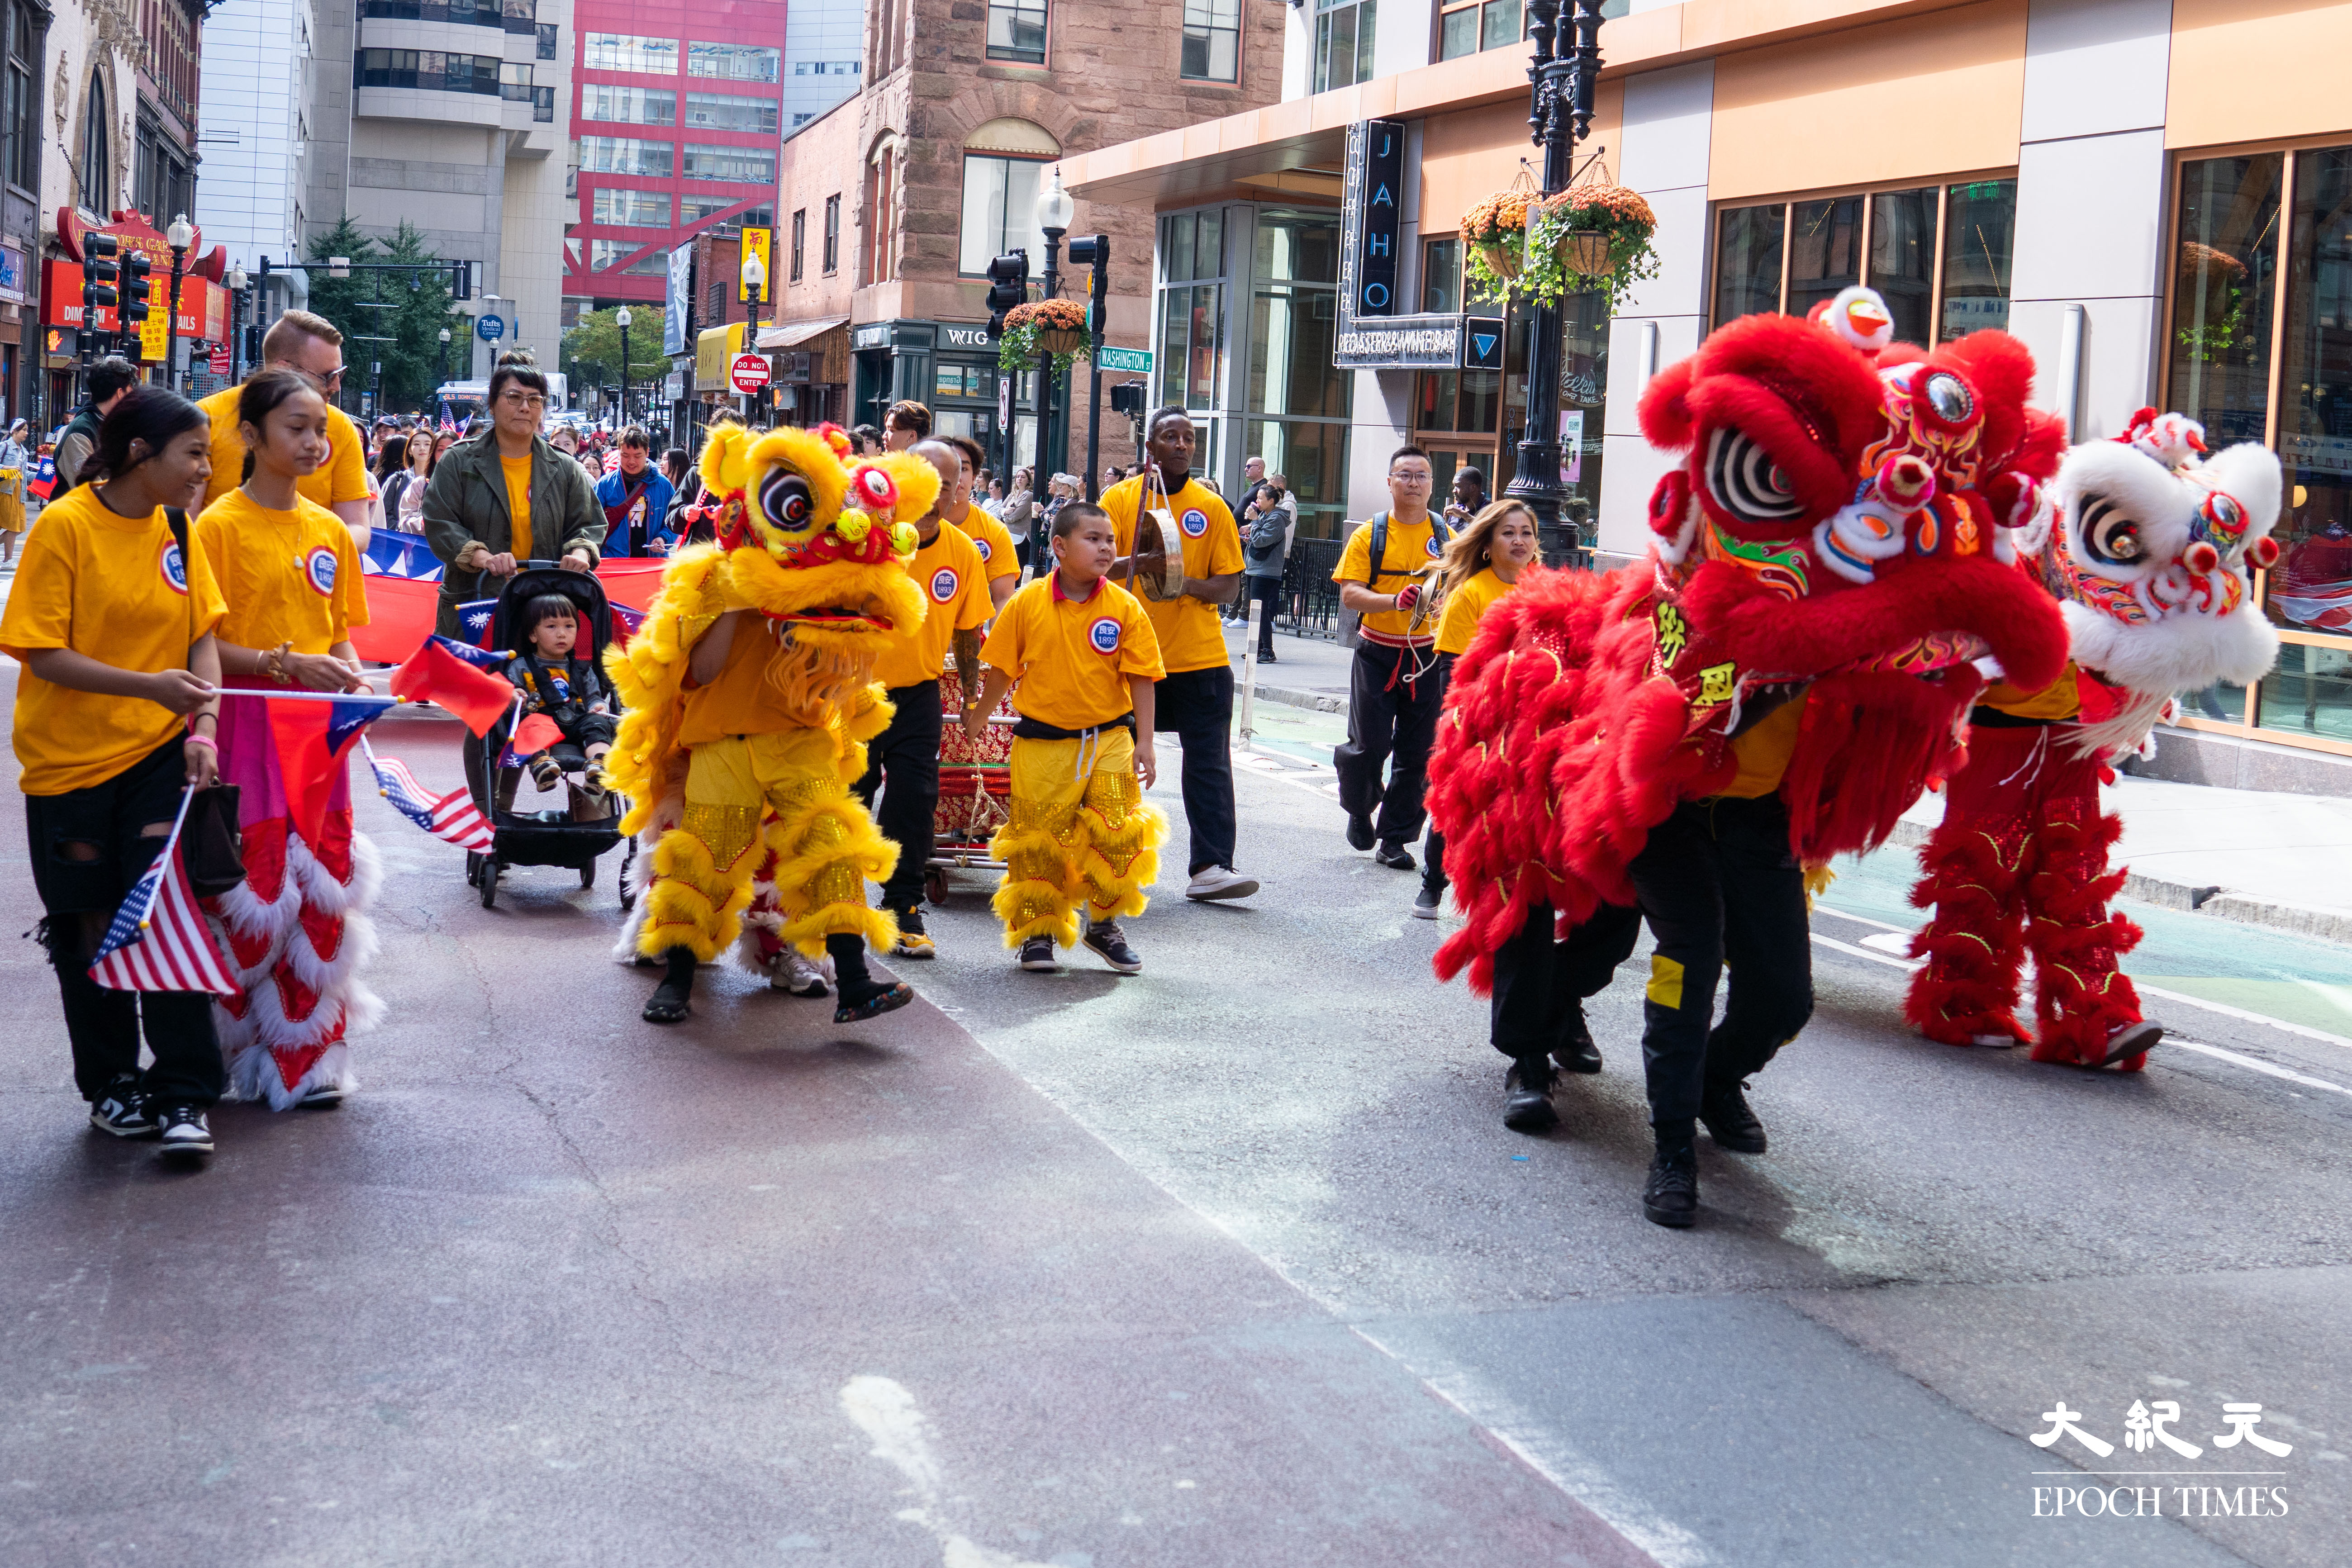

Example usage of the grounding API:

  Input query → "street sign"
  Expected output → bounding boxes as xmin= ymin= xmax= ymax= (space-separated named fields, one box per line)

xmin=729 ymin=352 xmax=772 ymax=394
xmin=1096 ymin=346 xmax=1152 ymax=373
xmin=998 ymin=372 xmax=1012 ymax=427
xmin=476 ymin=313 xmax=505 ymax=342
xmin=209 ymin=343 xmax=230 ymax=375
xmin=738 ymin=227 xmax=772 ymax=301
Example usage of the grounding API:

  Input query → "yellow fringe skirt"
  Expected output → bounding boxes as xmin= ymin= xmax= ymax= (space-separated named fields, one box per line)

xmin=988 ymin=728 xmax=1167 ymax=949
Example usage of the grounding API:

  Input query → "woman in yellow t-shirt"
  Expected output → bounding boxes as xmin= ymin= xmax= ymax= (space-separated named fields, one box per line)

xmin=1416 ymin=499 xmax=1539 ymax=922
xmin=0 ymin=385 xmax=230 ymax=1157
xmin=193 ymin=370 xmax=383 ymax=1113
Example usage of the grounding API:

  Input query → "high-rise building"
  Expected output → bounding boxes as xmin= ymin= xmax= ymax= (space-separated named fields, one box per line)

xmin=564 ymin=0 xmax=862 ymax=312
xmin=345 ymin=0 xmax=575 ymax=376
xmin=195 ymin=0 xmax=329 ymax=279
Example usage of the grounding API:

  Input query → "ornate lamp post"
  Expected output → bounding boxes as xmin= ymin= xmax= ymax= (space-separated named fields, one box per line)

xmin=1034 ymin=164 xmax=1074 ymax=481
xmin=165 ymin=214 xmax=195 ymax=392
xmin=739 ymin=247 xmax=767 ymax=423
xmin=1502 ymin=0 xmax=1607 ymax=566
xmin=614 ymin=304 xmax=634 ymax=426
xmin=436 ymin=324 xmax=451 ymax=390
xmin=224 ymin=261 xmax=249 ymax=384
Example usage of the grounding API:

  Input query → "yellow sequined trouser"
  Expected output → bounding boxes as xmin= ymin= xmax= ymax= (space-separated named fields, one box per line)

xmin=988 ymin=728 xmax=1168 ymax=949
xmin=639 ymin=727 xmax=899 ymax=962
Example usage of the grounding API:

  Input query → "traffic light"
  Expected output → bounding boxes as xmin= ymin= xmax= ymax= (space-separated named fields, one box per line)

xmin=1064 ymin=235 xmax=1107 ymax=269
xmin=83 ymin=232 xmax=119 ymax=318
xmin=119 ymin=249 xmax=153 ymax=332
xmin=1108 ymin=381 xmax=1145 ymax=422
xmin=451 ymin=259 xmax=474 ymax=300
xmin=984 ymin=251 xmax=1028 ymax=338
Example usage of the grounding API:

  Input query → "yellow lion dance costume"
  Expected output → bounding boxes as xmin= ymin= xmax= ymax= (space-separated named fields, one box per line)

xmin=603 ymin=421 xmax=938 ymax=1024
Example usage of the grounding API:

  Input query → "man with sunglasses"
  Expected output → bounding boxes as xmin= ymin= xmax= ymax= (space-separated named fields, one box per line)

xmin=197 ymin=310 xmax=374 ymax=541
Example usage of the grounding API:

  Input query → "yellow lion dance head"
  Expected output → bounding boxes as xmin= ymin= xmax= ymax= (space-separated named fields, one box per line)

xmin=697 ymin=420 xmax=941 ymax=649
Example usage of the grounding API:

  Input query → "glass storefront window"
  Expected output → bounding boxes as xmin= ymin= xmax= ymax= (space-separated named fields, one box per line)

xmin=1160 ymin=209 xmax=1224 ymax=285
xmin=1422 ymin=238 xmax=1460 ymax=314
xmin=1255 ymin=210 xmax=1338 ymax=285
xmin=1787 ymin=196 xmax=1862 ymax=318
xmin=2171 ymin=153 xmax=2283 ymax=450
xmin=1869 ymin=188 xmax=1934 ymax=346
xmin=1248 ymin=286 xmax=1345 ymax=417
xmin=1712 ymin=204 xmax=1785 ymax=328
xmin=1245 ymin=417 xmax=1348 ymax=537
xmin=1157 ymin=282 xmax=1224 ymax=410
xmin=1939 ymin=178 xmax=2015 ymax=339
xmin=2274 ymin=148 xmax=2352 ymax=643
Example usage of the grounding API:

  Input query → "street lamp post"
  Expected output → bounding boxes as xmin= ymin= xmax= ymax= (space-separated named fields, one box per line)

xmin=615 ymin=305 xmax=633 ymax=428
xmin=739 ymin=248 xmax=766 ymax=424
xmin=165 ymin=214 xmax=194 ymax=393
xmin=1034 ymin=165 xmax=1074 ymax=485
xmin=436 ymin=325 xmax=451 ymax=391
xmin=225 ymin=262 xmax=249 ymax=384
xmin=1502 ymin=0 xmax=1607 ymax=566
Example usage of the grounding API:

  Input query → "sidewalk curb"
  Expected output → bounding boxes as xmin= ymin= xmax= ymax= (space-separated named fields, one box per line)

xmin=1885 ymin=819 xmax=2352 ymax=947
xmin=1248 ymin=682 xmax=1348 ymax=714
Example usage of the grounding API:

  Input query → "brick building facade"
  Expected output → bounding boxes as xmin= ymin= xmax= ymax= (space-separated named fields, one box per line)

xmin=774 ymin=0 xmax=1283 ymax=477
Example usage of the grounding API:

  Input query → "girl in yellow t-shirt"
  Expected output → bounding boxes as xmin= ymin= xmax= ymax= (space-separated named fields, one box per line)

xmin=1416 ymin=499 xmax=1539 ymax=921
xmin=0 ymin=385 xmax=230 ymax=1156
xmin=193 ymin=370 xmax=382 ymax=1113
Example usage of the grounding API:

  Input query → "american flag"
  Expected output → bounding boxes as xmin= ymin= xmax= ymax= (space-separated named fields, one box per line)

xmin=89 ymin=798 xmax=238 ymax=996
xmin=362 ymin=739 xmax=495 ymax=852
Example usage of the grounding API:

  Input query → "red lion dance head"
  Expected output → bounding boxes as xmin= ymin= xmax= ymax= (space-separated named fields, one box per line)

xmin=1429 ymin=288 xmax=2072 ymax=991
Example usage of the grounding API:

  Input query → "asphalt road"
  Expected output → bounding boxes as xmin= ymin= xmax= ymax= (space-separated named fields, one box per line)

xmin=2 ymin=664 xmax=2348 ymax=1566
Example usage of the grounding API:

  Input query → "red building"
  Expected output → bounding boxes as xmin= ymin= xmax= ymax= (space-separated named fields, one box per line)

xmin=563 ymin=4 xmax=794 ymax=309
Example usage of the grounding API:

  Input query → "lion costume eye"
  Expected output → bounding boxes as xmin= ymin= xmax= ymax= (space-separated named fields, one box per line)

xmin=1703 ymin=428 xmax=1804 ymax=526
xmin=759 ymin=471 xmax=815 ymax=533
xmin=2077 ymin=495 xmax=2144 ymax=566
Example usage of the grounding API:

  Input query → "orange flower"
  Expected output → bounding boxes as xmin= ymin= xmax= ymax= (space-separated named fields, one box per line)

xmin=1006 ymin=297 xmax=1088 ymax=331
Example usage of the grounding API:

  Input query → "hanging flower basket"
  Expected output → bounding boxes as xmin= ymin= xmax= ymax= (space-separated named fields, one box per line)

xmin=1462 ymin=189 xmax=1539 ymax=301
xmin=1519 ymin=185 xmax=1661 ymax=309
xmin=999 ymin=298 xmax=1093 ymax=374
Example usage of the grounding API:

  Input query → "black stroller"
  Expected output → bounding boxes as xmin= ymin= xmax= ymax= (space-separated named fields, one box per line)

xmin=459 ymin=562 xmax=636 ymax=910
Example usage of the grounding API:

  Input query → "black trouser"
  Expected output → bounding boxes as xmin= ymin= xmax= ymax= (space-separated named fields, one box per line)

xmin=1420 ymin=654 xmax=1457 ymax=893
xmin=851 ymin=678 xmax=943 ymax=913
xmin=1242 ymin=573 xmax=1283 ymax=653
xmin=1626 ymin=795 xmax=1813 ymax=1133
xmin=1154 ymin=665 xmax=1236 ymax=876
xmin=1334 ymin=641 xmax=1443 ymax=850
xmin=25 ymin=736 xmax=225 ymax=1109
xmin=1490 ymin=898 xmax=1642 ymax=1060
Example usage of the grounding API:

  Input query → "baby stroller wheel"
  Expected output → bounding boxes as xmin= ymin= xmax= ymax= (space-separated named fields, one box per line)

xmin=480 ymin=860 xmax=498 ymax=909
xmin=580 ymin=859 xmax=596 ymax=890
xmin=466 ymin=851 xmax=482 ymax=885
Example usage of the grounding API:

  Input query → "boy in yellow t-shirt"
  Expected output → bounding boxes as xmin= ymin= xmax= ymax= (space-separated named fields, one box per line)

xmin=964 ymin=502 xmax=1167 ymax=975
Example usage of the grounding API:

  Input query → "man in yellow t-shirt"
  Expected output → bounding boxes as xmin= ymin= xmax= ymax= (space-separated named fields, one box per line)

xmin=196 ymin=310 xmax=372 ymax=537
xmin=1098 ymin=408 xmax=1257 ymax=903
xmin=940 ymin=434 xmax=1020 ymax=610
xmin=854 ymin=441 xmax=993 ymax=959
xmin=965 ymin=501 xmax=1167 ymax=974
xmin=1331 ymin=444 xmax=1451 ymax=869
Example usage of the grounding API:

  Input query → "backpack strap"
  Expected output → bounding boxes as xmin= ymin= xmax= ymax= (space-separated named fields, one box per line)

xmin=165 ymin=506 xmax=189 ymax=556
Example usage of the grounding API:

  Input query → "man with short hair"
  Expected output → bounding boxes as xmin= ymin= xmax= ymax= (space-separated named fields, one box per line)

xmin=197 ymin=309 xmax=373 ymax=536
xmin=884 ymin=400 xmax=931 ymax=450
xmin=854 ymin=440 xmax=994 ymax=960
xmin=50 ymin=357 xmax=141 ymax=494
xmin=1100 ymin=407 xmax=1259 ymax=903
xmin=594 ymin=426 xmax=677 ymax=556
xmin=939 ymin=433 xmax=1019 ymax=611
xmin=1332 ymin=445 xmax=1449 ymax=868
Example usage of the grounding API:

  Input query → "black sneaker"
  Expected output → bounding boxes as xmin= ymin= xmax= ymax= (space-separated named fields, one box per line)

xmin=1699 ymin=1079 xmax=1767 ymax=1154
xmin=156 ymin=1105 xmax=215 ymax=1159
xmin=89 ymin=1076 xmax=157 ymax=1139
xmin=1553 ymin=1011 xmax=1603 ymax=1075
xmin=1345 ymin=813 xmax=1375 ymax=851
xmin=1018 ymin=935 xmax=1060 ymax=972
xmin=1257 ymin=649 xmax=1277 ymax=664
xmin=528 ymin=752 xmax=562 ymax=792
xmin=1643 ymin=1145 xmax=1699 ymax=1228
xmin=1502 ymin=1058 xmax=1558 ymax=1134
xmin=1083 ymin=921 xmax=1143 ymax=974
xmin=1373 ymin=842 xmax=1416 ymax=871
xmin=1411 ymin=883 xmax=1442 ymax=920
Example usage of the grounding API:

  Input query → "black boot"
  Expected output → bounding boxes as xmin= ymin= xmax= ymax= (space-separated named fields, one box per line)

xmin=1552 ymin=1007 xmax=1603 ymax=1075
xmin=829 ymin=933 xmax=914 ymax=1024
xmin=1501 ymin=1054 xmax=1558 ymax=1134
xmin=643 ymin=946 xmax=696 ymax=1023
xmin=1699 ymin=1076 xmax=1767 ymax=1154
xmin=1644 ymin=1128 xmax=1699 ymax=1228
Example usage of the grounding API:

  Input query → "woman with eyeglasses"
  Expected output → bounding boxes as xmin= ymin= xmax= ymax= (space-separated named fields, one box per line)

xmin=420 ymin=354 xmax=606 ymax=638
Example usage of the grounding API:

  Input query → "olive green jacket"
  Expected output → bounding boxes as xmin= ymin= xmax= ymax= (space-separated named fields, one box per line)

xmin=421 ymin=434 xmax=607 ymax=632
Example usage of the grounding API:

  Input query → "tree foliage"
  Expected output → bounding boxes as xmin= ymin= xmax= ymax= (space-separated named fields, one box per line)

xmin=561 ymin=307 xmax=674 ymax=409
xmin=300 ymin=218 xmax=461 ymax=416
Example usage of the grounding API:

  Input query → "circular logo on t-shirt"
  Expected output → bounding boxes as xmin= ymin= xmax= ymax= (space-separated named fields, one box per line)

xmin=159 ymin=539 xmax=189 ymax=596
xmin=304 ymin=545 xmax=338 ymax=597
xmin=1425 ymin=533 xmax=1444 ymax=557
xmin=1088 ymin=616 xmax=1122 ymax=655
xmin=972 ymin=536 xmax=993 ymax=561
xmin=1181 ymin=508 xmax=1209 ymax=539
xmin=929 ymin=566 xmax=960 ymax=603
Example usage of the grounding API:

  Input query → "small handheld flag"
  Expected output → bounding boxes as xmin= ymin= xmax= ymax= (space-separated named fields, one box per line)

xmin=389 ymin=635 xmax=517 ymax=736
xmin=361 ymin=739 xmax=495 ymax=852
xmin=89 ymin=788 xmax=238 ymax=996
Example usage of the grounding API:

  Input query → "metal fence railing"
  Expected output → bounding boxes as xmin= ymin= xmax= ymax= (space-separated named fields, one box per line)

xmin=1271 ymin=537 xmax=1345 ymax=641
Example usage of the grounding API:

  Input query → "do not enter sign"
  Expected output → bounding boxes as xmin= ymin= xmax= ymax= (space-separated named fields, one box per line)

xmin=729 ymin=353 xmax=773 ymax=394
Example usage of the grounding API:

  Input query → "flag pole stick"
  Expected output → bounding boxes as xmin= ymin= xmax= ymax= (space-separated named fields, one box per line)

xmin=141 ymin=782 xmax=203 ymax=931
xmin=199 ymin=689 xmax=408 ymax=705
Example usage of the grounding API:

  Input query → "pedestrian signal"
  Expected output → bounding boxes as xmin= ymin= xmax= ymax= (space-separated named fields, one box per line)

xmin=984 ymin=252 xmax=1028 ymax=339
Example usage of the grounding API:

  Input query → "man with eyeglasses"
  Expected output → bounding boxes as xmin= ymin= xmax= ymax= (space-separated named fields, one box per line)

xmin=197 ymin=310 xmax=374 ymax=541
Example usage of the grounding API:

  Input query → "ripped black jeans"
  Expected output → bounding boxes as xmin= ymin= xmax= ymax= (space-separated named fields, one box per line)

xmin=26 ymin=736 xmax=224 ymax=1107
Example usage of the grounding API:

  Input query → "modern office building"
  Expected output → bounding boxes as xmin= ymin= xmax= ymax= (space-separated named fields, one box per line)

xmin=1064 ymin=0 xmax=2352 ymax=785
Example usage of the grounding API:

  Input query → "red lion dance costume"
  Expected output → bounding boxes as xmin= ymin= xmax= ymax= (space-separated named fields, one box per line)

xmin=1904 ymin=409 xmax=2281 ymax=1068
xmin=1426 ymin=288 xmax=2071 ymax=1221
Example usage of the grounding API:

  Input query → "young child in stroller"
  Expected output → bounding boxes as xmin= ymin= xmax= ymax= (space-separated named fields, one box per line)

xmin=504 ymin=593 xmax=617 ymax=801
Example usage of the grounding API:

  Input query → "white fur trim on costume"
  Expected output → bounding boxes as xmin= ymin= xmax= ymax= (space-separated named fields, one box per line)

xmin=611 ymin=789 xmax=682 ymax=963
xmin=226 ymin=1037 xmax=354 ymax=1110
xmin=215 ymin=859 xmax=302 ymax=943
xmin=2064 ymin=597 xmax=2281 ymax=697
xmin=286 ymin=829 xmax=382 ymax=917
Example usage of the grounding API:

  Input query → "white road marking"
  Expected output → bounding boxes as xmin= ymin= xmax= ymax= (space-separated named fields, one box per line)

xmin=837 ymin=1376 xmax=1059 ymax=1568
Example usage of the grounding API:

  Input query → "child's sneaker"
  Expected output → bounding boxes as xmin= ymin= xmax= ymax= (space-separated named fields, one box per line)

xmin=528 ymin=752 xmax=562 ymax=792
xmin=1082 ymin=921 xmax=1142 ymax=974
xmin=88 ymin=1074 xmax=156 ymax=1138
xmin=1017 ymin=935 xmax=1059 ymax=972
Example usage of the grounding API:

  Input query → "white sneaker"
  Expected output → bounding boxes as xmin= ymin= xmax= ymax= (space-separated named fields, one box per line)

xmin=1185 ymin=866 xmax=1259 ymax=901
xmin=772 ymin=951 xmax=830 ymax=997
xmin=156 ymin=1105 xmax=214 ymax=1158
